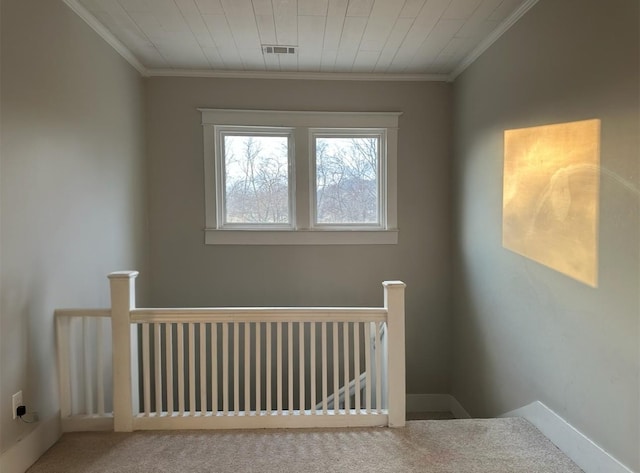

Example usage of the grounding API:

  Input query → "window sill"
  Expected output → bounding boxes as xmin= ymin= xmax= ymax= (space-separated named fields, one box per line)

xmin=204 ymin=229 xmax=398 ymax=245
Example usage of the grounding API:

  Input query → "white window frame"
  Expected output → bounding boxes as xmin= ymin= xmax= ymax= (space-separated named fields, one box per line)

xmin=201 ymin=109 xmax=401 ymax=245
xmin=311 ymin=128 xmax=386 ymax=230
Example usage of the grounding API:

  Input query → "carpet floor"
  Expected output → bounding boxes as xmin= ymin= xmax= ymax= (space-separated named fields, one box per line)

xmin=27 ymin=418 xmax=583 ymax=473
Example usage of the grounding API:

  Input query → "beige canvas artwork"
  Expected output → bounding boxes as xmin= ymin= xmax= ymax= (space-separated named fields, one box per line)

xmin=503 ymin=119 xmax=601 ymax=287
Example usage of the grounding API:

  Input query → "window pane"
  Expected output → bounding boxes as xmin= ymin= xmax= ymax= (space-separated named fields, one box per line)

xmin=223 ymin=135 xmax=289 ymax=224
xmin=315 ymin=136 xmax=379 ymax=224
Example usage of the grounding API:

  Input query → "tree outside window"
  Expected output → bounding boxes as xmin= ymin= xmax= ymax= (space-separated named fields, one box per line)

xmin=315 ymin=135 xmax=380 ymax=226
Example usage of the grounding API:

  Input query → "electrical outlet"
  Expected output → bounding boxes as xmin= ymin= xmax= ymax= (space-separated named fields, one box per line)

xmin=12 ymin=391 xmax=23 ymax=420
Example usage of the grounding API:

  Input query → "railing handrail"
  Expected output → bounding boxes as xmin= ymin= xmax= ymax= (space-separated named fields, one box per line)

xmin=55 ymin=307 xmax=388 ymax=321
xmin=55 ymin=308 xmax=111 ymax=318
xmin=130 ymin=307 xmax=388 ymax=324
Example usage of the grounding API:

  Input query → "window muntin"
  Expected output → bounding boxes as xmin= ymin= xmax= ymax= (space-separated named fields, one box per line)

xmin=312 ymin=130 xmax=385 ymax=228
xmin=216 ymin=127 xmax=294 ymax=228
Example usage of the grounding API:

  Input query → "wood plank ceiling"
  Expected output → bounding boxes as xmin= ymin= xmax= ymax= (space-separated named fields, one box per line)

xmin=76 ymin=0 xmax=531 ymax=76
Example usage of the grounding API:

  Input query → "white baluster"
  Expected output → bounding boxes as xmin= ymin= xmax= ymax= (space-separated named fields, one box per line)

xmin=266 ymin=322 xmax=272 ymax=414
xmin=234 ymin=322 xmax=239 ymax=415
xmin=255 ymin=323 xmax=261 ymax=413
xmin=210 ymin=323 xmax=217 ymax=414
xmin=222 ymin=322 xmax=229 ymax=415
xmin=299 ymin=322 xmax=305 ymax=413
xmin=97 ymin=318 xmax=105 ymax=416
xmin=189 ymin=323 xmax=196 ymax=416
xmin=244 ymin=322 xmax=251 ymax=413
xmin=364 ymin=322 xmax=372 ymax=414
xmin=354 ymin=322 xmax=361 ymax=414
xmin=177 ymin=323 xmax=185 ymax=415
xmin=276 ymin=322 xmax=283 ymax=415
xmin=343 ymin=322 xmax=350 ymax=414
xmin=375 ymin=322 xmax=382 ymax=415
xmin=332 ymin=322 xmax=339 ymax=414
xmin=288 ymin=322 xmax=293 ymax=414
xmin=155 ymin=323 xmax=162 ymax=415
xmin=83 ymin=318 xmax=93 ymax=415
xmin=200 ymin=323 xmax=207 ymax=414
xmin=165 ymin=323 xmax=174 ymax=415
xmin=321 ymin=322 xmax=328 ymax=415
xmin=142 ymin=323 xmax=150 ymax=416
xmin=56 ymin=314 xmax=72 ymax=420
xmin=310 ymin=322 xmax=316 ymax=414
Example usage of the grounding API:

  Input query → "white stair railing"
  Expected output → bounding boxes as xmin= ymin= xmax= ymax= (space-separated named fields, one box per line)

xmin=56 ymin=272 xmax=406 ymax=432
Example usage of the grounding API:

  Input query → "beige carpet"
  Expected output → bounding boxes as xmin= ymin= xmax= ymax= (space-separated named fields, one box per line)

xmin=28 ymin=418 xmax=583 ymax=473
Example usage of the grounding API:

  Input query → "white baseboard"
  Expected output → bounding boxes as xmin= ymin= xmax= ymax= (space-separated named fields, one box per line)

xmin=62 ymin=415 xmax=113 ymax=432
xmin=406 ymin=394 xmax=470 ymax=419
xmin=501 ymin=401 xmax=634 ymax=473
xmin=0 ymin=413 xmax=61 ymax=473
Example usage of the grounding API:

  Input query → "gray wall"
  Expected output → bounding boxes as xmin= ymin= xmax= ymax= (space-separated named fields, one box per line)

xmin=0 ymin=0 xmax=147 ymax=454
xmin=452 ymin=0 xmax=639 ymax=470
xmin=146 ymin=77 xmax=453 ymax=396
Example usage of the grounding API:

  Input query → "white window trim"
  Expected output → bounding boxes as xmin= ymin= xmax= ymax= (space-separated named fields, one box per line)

xmin=201 ymin=109 xmax=401 ymax=245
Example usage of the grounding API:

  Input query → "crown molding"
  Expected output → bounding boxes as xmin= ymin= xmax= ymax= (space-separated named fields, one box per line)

xmin=448 ymin=0 xmax=539 ymax=82
xmin=146 ymin=68 xmax=448 ymax=82
xmin=63 ymin=0 xmax=148 ymax=77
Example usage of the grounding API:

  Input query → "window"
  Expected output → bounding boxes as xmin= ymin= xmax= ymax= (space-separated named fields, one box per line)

xmin=217 ymin=128 xmax=293 ymax=227
xmin=313 ymin=131 xmax=384 ymax=227
xmin=201 ymin=109 xmax=401 ymax=245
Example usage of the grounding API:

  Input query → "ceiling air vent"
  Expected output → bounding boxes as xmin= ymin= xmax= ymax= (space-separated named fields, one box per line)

xmin=262 ymin=45 xmax=297 ymax=55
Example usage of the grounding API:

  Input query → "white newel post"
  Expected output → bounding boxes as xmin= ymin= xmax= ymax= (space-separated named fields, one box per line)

xmin=383 ymin=281 xmax=406 ymax=428
xmin=108 ymin=271 xmax=139 ymax=432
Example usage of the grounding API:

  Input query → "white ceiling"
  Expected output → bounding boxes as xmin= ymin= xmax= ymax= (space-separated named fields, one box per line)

xmin=67 ymin=0 xmax=537 ymax=79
